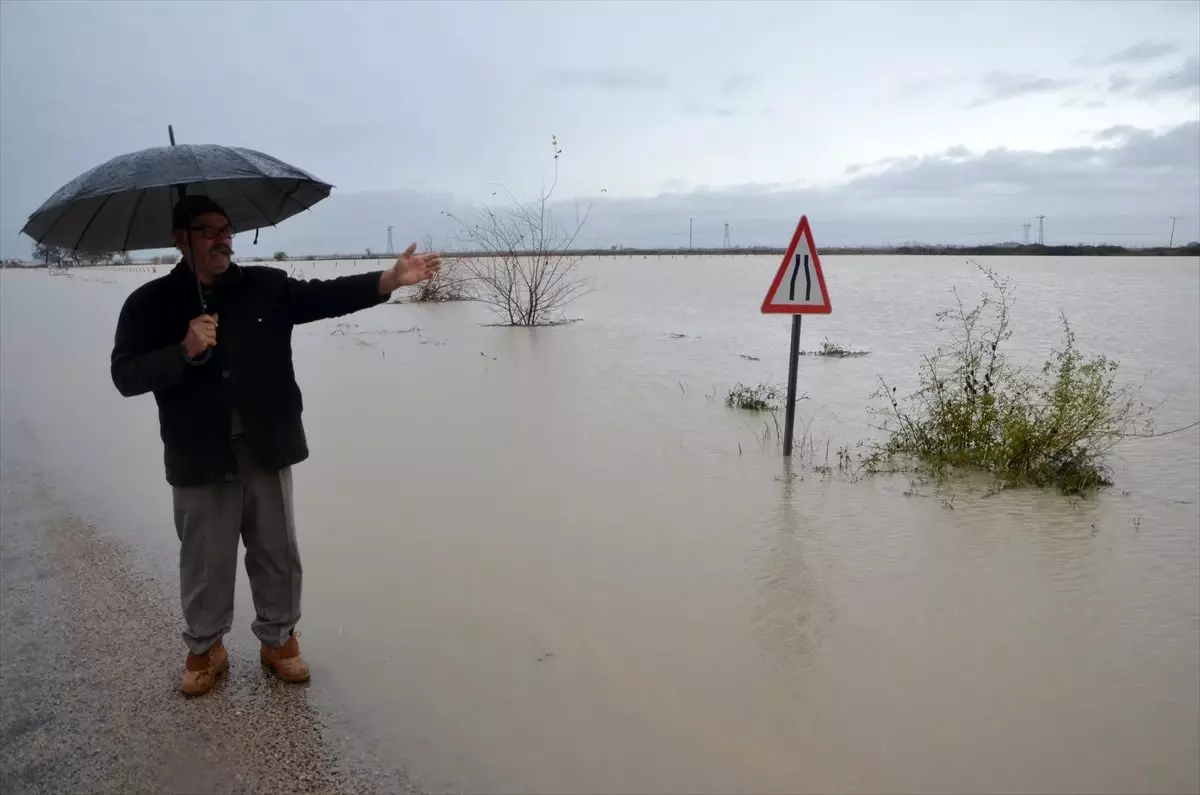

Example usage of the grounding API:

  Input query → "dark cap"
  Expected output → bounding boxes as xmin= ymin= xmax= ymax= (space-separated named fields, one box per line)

xmin=172 ymin=195 xmax=229 ymax=231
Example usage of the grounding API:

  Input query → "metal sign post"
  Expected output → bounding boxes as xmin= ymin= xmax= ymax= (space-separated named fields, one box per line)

xmin=760 ymin=216 xmax=832 ymax=457
xmin=782 ymin=315 xmax=802 ymax=457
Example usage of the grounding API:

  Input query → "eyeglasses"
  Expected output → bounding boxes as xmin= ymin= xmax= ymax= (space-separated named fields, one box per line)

xmin=189 ymin=224 xmax=235 ymax=240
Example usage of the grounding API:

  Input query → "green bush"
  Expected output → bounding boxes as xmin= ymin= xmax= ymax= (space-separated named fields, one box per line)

xmin=868 ymin=265 xmax=1146 ymax=495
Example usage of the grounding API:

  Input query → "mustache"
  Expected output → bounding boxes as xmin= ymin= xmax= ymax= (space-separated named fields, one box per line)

xmin=211 ymin=245 xmax=233 ymax=257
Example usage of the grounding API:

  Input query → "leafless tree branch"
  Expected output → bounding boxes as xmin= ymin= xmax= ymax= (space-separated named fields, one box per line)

xmin=443 ymin=135 xmax=592 ymax=326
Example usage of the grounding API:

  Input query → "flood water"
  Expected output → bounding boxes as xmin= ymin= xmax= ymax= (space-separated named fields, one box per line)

xmin=2 ymin=254 xmax=1198 ymax=794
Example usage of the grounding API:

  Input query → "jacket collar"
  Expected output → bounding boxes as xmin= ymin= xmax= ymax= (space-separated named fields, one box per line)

xmin=172 ymin=258 xmax=243 ymax=290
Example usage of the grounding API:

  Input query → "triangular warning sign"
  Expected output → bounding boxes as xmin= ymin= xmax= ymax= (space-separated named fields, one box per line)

xmin=761 ymin=216 xmax=832 ymax=314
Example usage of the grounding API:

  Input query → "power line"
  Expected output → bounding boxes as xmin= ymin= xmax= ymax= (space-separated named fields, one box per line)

xmin=1169 ymin=216 xmax=1178 ymax=248
xmin=387 ymin=226 xmax=394 ymax=255
xmin=1036 ymin=215 xmax=1046 ymax=245
xmin=722 ymin=222 xmax=731 ymax=248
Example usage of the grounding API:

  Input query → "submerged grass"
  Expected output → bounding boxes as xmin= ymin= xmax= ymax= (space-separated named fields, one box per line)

xmin=799 ymin=339 xmax=871 ymax=358
xmin=726 ymin=382 xmax=786 ymax=411
xmin=865 ymin=263 xmax=1150 ymax=496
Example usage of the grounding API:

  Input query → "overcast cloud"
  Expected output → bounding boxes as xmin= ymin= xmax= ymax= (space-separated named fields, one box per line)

xmin=1081 ymin=39 xmax=1182 ymax=66
xmin=1 ymin=0 xmax=1198 ymax=258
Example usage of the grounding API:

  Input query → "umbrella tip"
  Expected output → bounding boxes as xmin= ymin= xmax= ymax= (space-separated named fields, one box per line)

xmin=168 ymin=125 xmax=176 ymax=146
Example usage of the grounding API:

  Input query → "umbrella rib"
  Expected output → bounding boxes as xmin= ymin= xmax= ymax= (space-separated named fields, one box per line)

xmin=225 ymin=148 xmax=305 ymax=223
xmin=121 ymin=189 xmax=148 ymax=252
xmin=237 ymin=188 xmax=276 ymax=232
xmin=188 ymin=146 xmax=207 ymax=195
xmin=275 ymin=179 xmax=307 ymax=219
xmin=31 ymin=205 xmax=70 ymax=246
xmin=71 ymin=194 xmax=114 ymax=253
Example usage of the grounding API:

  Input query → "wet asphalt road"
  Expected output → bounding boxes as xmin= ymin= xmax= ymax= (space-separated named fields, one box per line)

xmin=0 ymin=446 xmax=420 ymax=794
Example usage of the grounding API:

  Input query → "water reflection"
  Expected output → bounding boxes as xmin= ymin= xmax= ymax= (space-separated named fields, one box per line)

xmin=751 ymin=461 xmax=835 ymax=694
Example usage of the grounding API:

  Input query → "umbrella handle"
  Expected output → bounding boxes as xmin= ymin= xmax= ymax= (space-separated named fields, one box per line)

xmin=168 ymin=124 xmax=206 ymax=312
xmin=176 ymin=187 xmax=207 ymax=313
xmin=178 ymin=207 xmax=207 ymax=312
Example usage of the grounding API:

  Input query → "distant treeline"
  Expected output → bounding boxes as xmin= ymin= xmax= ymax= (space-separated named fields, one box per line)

xmin=243 ymin=242 xmax=1200 ymax=262
xmin=12 ymin=241 xmax=1198 ymax=268
xmin=834 ymin=242 xmax=1200 ymax=256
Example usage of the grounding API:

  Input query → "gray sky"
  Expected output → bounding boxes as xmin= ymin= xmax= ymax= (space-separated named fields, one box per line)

xmin=2 ymin=0 xmax=1198 ymax=258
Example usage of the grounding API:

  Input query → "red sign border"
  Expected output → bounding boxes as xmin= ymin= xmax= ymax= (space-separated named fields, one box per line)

xmin=761 ymin=215 xmax=832 ymax=314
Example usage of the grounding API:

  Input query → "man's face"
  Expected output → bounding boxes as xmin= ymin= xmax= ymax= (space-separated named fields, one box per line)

xmin=176 ymin=212 xmax=234 ymax=282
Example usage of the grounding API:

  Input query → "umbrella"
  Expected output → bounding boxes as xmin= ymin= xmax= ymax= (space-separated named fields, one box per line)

xmin=21 ymin=125 xmax=333 ymax=310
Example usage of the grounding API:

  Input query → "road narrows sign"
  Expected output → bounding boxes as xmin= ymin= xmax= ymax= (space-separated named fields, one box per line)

xmin=761 ymin=215 xmax=832 ymax=314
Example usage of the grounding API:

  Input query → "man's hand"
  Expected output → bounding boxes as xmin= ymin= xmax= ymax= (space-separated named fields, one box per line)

xmin=380 ymin=243 xmax=443 ymax=294
xmin=183 ymin=314 xmax=218 ymax=358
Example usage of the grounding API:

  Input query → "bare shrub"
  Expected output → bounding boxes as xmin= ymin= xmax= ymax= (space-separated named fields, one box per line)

xmin=409 ymin=234 xmax=472 ymax=303
xmin=444 ymin=136 xmax=592 ymax=326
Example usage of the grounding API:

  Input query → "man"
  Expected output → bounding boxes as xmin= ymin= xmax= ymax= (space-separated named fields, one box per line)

xmin=111 ymin=195 xmax=441 ymax=697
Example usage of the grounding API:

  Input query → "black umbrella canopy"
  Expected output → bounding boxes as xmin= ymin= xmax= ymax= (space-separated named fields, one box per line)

xmin=21 ymin=143 xmax=334 ymax=253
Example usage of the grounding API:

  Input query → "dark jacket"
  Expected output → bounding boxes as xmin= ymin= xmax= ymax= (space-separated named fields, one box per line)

xmin=111 ymin=260 xmax=388 ymax=486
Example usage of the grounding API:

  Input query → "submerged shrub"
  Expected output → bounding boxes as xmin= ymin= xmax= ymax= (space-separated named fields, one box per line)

xmin=799 ymin=338 xmax=870 ymax=358
xmin=726 ymin=382 xmax=785 ymax=411
xmin=868 ymin=264 xmax=1147 ymax=495
xmin=411 ymin=258 xmax=472 ymax=303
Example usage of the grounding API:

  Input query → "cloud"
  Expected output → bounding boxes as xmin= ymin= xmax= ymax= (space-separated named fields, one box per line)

xmin=1138 ymin=54 xmax=1200 ymax=97
xmin=967 ymin=71 xmax=1081 ymax=109
xmin=894 ymin=75 xmax=967 ymax=100
xmin=1093 ymin=124 xmax=1147 ymax=142
xmin=1085 ymin=39 xmax=1181 ymax=66
xmin=834 ymin=120 xmax=1197 ymax=202
xmin=681 ymin=101 xmax=737 ymax=118
xmin=543 ymin=67 xmax=667 ymax=92
xmin=719 ymin=73 xmax=759 ymax=97
xmin=1106 ymin=55 xmax=1200 ymax=101
xmin=1108 ymin=73 xmax=1137 ymax=92
xmin=569 ymin=121 xmax=1198 ymax=245
xmin=245 ymin=120 xmax=1199 ymax=251
xmin=1060 ymin=97 xmax=1108 ymax=109
xmin=896 ymin=77 xmax=941 ymax=99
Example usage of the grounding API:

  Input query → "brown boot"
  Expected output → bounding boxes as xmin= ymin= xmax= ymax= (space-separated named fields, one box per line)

xmin=260 ymin=634 xmax=310 ymax=683
xmin=181 ymin=639 xmax=228 ymax=697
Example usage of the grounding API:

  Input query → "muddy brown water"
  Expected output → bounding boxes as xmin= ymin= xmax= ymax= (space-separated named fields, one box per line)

xmin=2 ymin=255 xmax=1198 ymax=794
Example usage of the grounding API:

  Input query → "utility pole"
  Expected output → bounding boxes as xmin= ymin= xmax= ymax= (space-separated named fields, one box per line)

xmin=689 ymin=217 xmax=693 ymax=250
xmin=1169 ymin=216 xmax=1178 ymax=248
xmin=722 ymin=222 xmax=731 ymax=249
xmin=1023 ymin=223 xmax=1031 ymax=245
xmin=386 ymin=226 xmax=394 ymax=255
xmin=1036 ymin=215 xmax=1046 ymax=245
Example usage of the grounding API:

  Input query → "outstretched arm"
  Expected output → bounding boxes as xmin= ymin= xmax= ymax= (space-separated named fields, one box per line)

xmin=377 ymin=243 xmax=443 ymax=295
xmin=287 ymin=243 xmax=443 ymax=325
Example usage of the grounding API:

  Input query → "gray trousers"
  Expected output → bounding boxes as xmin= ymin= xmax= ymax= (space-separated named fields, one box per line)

xmin=171 ymin=438 xmax=302 ymax=655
